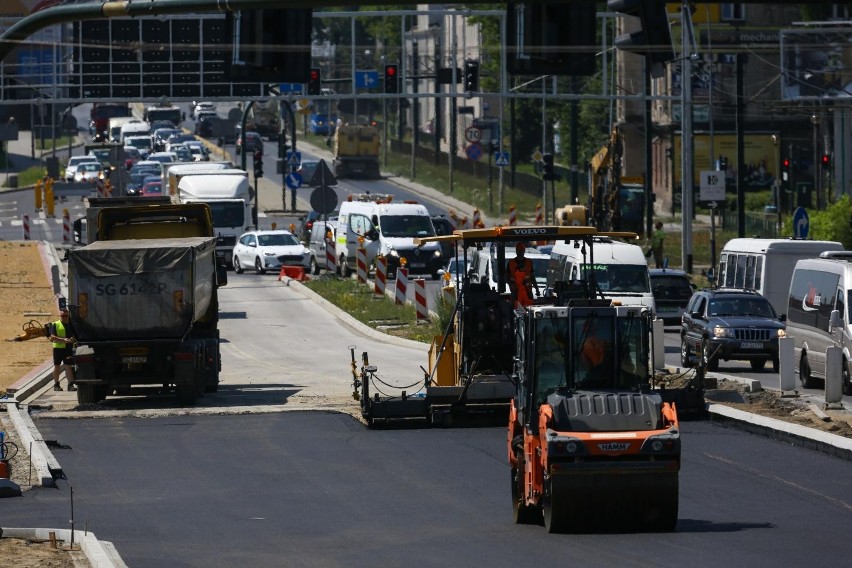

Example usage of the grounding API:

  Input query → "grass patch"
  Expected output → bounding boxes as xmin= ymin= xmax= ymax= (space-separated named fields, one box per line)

xmin=1 ymin=165 xmax=47 ymax=188
xmin=303 ymin=274 xmax=453 ymax=344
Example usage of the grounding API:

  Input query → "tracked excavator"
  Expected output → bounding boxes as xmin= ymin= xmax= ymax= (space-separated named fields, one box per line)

xmin=556 ymin=126 xmax=646 ymax=235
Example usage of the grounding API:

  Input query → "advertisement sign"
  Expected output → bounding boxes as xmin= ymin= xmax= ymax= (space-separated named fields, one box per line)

xmin=671 ymin=133 xmax=780 ymax=191
xmin=781 ymin=28 xmax=852 ymax=101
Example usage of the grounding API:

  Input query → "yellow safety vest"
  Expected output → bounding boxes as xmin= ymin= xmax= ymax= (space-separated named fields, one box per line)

xmin=52 ymin=320 xmax=68 ymax=349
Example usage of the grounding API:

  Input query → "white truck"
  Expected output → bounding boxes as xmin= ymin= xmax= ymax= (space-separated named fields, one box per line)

xmin=176 ymin=171 xmax=252 ymax=268
xmin=163 ymin=162 xmax=232 ymax=196
xmin=108 ymin=116 xmax=136 ymax=144
xmin=119 ymin=120 xmax=151 ymax=145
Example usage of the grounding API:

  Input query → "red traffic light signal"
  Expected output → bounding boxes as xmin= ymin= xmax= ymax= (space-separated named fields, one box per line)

xmin=822 ymin=154 xmax=831 ymax=169
xmin=307 ymin=67 xmax=321 ymax=95
xmin=384 ymin=64 xmax=399 ymax=93
xmin=782 ymin=158 xmax=790 ymax=169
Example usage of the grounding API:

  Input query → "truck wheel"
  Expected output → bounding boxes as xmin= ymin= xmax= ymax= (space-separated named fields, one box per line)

xmin=799 ymin=352 xmax=815 ymax=389
xmin=511 ymin=464 xmax=540 ymax=525
xmin=94 ymin=385 xmax=109 ymax=402
xmin=339 ymin=255 xmax=351 ymax=278
xmin=310 ymin=257 xmax=320 ymax=275
xmin=255 ymin=257 xmax=266 ymax=275
xmin=76 ymin=384 xmax=97 ymax=405
xmin=233 ymin=256 xmax=243 ymax=274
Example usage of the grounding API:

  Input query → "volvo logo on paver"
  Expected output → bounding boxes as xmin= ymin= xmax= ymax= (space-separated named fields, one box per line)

xmin=598 ymin=442 xmax=631 ymax=452
xmin=509 ymin=228 xmax=547 ymax=235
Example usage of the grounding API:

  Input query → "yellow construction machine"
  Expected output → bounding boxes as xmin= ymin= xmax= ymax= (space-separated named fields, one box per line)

xmin=7 ymin=320 xmax=49 ymax=342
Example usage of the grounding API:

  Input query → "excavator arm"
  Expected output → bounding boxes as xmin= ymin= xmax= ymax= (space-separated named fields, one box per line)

xmin=6 ymin=320 xmax=49 ymax=342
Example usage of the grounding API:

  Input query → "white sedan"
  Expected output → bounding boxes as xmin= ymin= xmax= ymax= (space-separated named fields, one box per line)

xmin=232 ymin=230 xmax=311 ymax=274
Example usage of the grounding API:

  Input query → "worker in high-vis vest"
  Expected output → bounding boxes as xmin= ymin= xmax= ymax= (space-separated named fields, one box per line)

xmin=48 ymin=309 xmax=77 ymax=391
xmin=506 ymin=243 xmax=540 ymax=308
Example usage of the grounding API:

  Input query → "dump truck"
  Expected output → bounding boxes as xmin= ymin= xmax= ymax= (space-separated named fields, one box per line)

xmin=249 ymin=100 xmax=281 ymax=140
xmin=67 ymin=203 xmax=227 ymax=406
xmin=333 ymin=124 xmax=380 ymax=179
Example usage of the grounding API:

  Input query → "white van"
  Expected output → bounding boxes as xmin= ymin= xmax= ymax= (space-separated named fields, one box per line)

xmin=469 ymin=246 xmax=549 ymax=298
xmin=335 ymin=196 xmax=443 ymax=278
xmin=786 ymin=254 xmax=852 ymax=395
xmin=718 ymin=238 xmax=843 ymax=317
xmin=547 ymin=236 xmax=655 ymax=312
xmin=119 ymin=119 xmax=151 ymax=144
xmin=108 ymin=116 xmax=136 ymax=144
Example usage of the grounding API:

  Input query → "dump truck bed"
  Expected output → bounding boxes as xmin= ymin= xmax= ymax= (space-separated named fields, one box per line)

xmin=68 ymin=236 xmax=217 ymax=342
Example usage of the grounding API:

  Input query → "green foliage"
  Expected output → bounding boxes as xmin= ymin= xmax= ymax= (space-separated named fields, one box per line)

xmin=806 ymin=195 xmax=852 ymax=248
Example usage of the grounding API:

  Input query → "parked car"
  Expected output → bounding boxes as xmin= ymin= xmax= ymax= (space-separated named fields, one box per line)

xmin=74 ymin=161 xmax=105 ymax=183
xmin=297 ymin=160 xmax=320 ymax=186
xmin=649 ymin=268 xmax=694 ymax=325
xmin=236 ymin=131 xmax=263 ymax=155
xmin=141 ymin=179 xmax=164 ymax=197
xmin=64 ymin=155 xmax=99 ymax=182
xmin=680 ymin=289 xmax=786 ymax=372
xmin=232 ymin=230 xmax=311 ymax=275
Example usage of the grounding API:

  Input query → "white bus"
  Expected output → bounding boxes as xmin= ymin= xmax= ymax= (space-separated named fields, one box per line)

xmin=717 ymin=238 xmax=843 ymax=317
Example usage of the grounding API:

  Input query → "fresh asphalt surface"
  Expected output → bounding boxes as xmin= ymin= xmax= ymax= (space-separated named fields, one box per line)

xmin=2 ymin=273 xmax=852 ymax=567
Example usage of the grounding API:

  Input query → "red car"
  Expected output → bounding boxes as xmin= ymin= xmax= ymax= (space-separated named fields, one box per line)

xmin=141 ymin=180 xmax=163 ymax=197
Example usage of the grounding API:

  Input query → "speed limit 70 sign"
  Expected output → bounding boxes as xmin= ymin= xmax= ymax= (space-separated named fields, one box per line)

xmin=464 ymin=126 xmax=482 ymax=144
xmin=699 ymin=170 xmax=725 ymax=201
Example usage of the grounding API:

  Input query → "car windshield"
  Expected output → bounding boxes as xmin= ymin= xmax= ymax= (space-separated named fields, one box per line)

xmin=126 ymin=138 xmax=151 ymax=149
xmin=709 ymin=298 xmax=775 ymax=318
xmin=174 ymin=147 xmax=193 ymax=161
xmin=79 ymin=163 xmax=101 ymax=172
xmin=651 ymin=275 xmax=693 ymax=300
xmin=379 ymin=215 xmax=436 ymax=238
xmin=583 ymin=264 xmax=651 ymax=294
xmin=258 ymin=233 xmax=299 ymax=247
xmin=208 ymin=202 xmax=246 ymax=228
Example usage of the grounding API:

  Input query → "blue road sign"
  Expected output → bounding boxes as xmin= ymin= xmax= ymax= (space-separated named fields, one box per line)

xmin=355 ymin=70 xmax=379 ymax=89
xmin=286 ymin=150 xmax=302 ymax=166
xmin=465 ymin=142 xmax=483 ymax=161
xmin=793 ymin=207 xmax=809 ymax=239
xmin=279 ymin=82 xmax=304 ymax=94
xmin=285 ymin=172 xmax=303 ymax=190
xmin=494 ymin=151 xmax=509 ymax=167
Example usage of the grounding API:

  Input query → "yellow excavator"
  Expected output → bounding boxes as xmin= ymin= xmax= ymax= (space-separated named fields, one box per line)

xmin=7 ymin=320 xmax=49 ymax=342
xmin=557 ymin=126 xmax=646 ymax=235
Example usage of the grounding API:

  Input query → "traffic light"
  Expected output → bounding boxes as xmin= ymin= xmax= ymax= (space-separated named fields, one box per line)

xmin=781 ymin=158 xmax=790 ymax=186
xmin=607 ymin=0 xmax=674 ymax=78
xmin=384 ymin=64 xmax=399 ymax=94
xmin=463 ymin=60 xmax=480 ymax=92
xmin=822 ymin=153 xmax=831 ymax=170
xmin=253 ymin=150 xmax=263 ymax=179
xmin=542 ymin=153 xmax=556 ymax=181
xmin=307 ymin=68 xmax=321 ymax=96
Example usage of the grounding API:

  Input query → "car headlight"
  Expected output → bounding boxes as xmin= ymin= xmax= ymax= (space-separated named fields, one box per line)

xmin=386 ymin=249 xmax=399 ymax=257
xmin=263 ymin=251 xmax=276 ymax=257
xmin=432 ymin=249 xmax=442 ymax=258
xmin=777 ymin=329 xmax=787 ymax=338
xmin=713 ymin=326 xmax=733 ymax=338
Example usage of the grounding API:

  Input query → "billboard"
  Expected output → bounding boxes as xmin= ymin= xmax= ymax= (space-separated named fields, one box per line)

xmin=672 ymin=133 xmax=780 ymax=191
xmin=781 ymin=27 xmax=852 ymax=101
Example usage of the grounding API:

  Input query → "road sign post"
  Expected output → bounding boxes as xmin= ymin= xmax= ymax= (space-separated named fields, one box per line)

xmin=793 ymin=207 xmax=809 ymax=239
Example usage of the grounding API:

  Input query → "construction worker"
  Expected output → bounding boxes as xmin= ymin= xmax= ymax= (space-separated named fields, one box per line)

xmin=48 ymin=309 xmax=77 ymax=392
xmin=507 ymin=243 xmax=540 ymax=308
xmin=651 ymin=221 xmax=665 ymax=269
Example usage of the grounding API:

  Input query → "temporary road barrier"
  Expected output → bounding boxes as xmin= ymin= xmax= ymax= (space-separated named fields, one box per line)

xmin=414 ymin=278 xmax=428 ymax=322
xmin=326 ymin=239 xmax=336 ymax=272
xmin=356 ymin=246 xmax=368 ymax=284
xmin=22 ymin=214 xmax=30 ymax=240
xmin=374 ymin=255 xmax=387 ymax=297
xmin=395 ymin=267 xmax=408 ymax=305
xmin=508 ymin=205 xmax=516 ymax=226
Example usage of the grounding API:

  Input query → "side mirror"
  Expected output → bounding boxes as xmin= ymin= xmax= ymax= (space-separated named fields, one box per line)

xmin=829 ymin=309 xmax=842 ymax=331
xmin=706 ymin=267 xmax=715 ymax=283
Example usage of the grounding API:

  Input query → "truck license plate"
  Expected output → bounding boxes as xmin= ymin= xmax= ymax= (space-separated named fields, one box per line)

xmin=122 ymin=356 xmax=146 ymax=364
xmin=410 ymin=263 xmax=425 ymax=268
xmin=741 ymin=342 xmax=762 ymax=349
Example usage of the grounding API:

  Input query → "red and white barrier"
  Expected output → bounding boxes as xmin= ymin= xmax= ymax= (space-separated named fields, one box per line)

xmin=374 ymin=255 xmax=387 ymax=296
xmin=22 ymin=214 xmax=30 ymax=240
xmin=62 ymin=209 xmax=71 ymax=244
xmin=414 ymin=278 xmax=428 ymax=322
xmin=325 ymin=239 xmax=336 ymax=272
xmin=356 ymin=246 xmax=368 ymax=284
xmin=535 ymin=202 xmax=543 ymax=225
xmin=508 ymin=205 xmax=516 ymax=226
xmin=395 ymin=267 xmax=408 ymax=305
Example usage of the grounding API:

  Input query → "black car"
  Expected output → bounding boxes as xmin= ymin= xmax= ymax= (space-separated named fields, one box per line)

xmin=431 ymin=215 xmax=456 ymax=262
xmin=680 ymin=290 xmax=786 ymax=372
xmin=650 ymin=268 xmax=694 ymax=325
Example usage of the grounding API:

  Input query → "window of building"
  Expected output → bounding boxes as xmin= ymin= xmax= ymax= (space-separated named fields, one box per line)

xmin=720 ymin=3 xmax=745 ymax=22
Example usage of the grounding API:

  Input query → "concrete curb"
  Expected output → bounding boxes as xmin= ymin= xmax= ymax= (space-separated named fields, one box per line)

xmin=708 ymin=403 xmax=852 ymax=461
xmin=287 ymin=278 xmax=428 ymax=351
xmin=4 ymin=404 xmax=54 ymax=487
xmin=1 ymin=527 xmax=127 ymax=567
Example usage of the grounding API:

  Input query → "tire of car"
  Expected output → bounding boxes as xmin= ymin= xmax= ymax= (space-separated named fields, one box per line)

xmin=310 ymin=256 xmax=320 ymax=275
xmin=233 ymin=256 xmax=243 ymax=274
xmin=702 ymin=340 xmax=719 ymax=372
xmin=339 ymin=254 xmax=351 ymax=278
xmin=799 ymin=352 xmax=815 ymax=389
xmin=843 ymin=359 xmax=852 ymax=396
xmin=750 ymin=359 xmax=767 ymax=372
xmin=680 ymin=339 xmax=692 ymax=368
xmin=255 ymin=257 xmax=266 ymax=275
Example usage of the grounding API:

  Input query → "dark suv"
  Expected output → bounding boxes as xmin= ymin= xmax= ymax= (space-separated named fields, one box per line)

xmin=680 ymin=290 xmax=786 ymax=372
